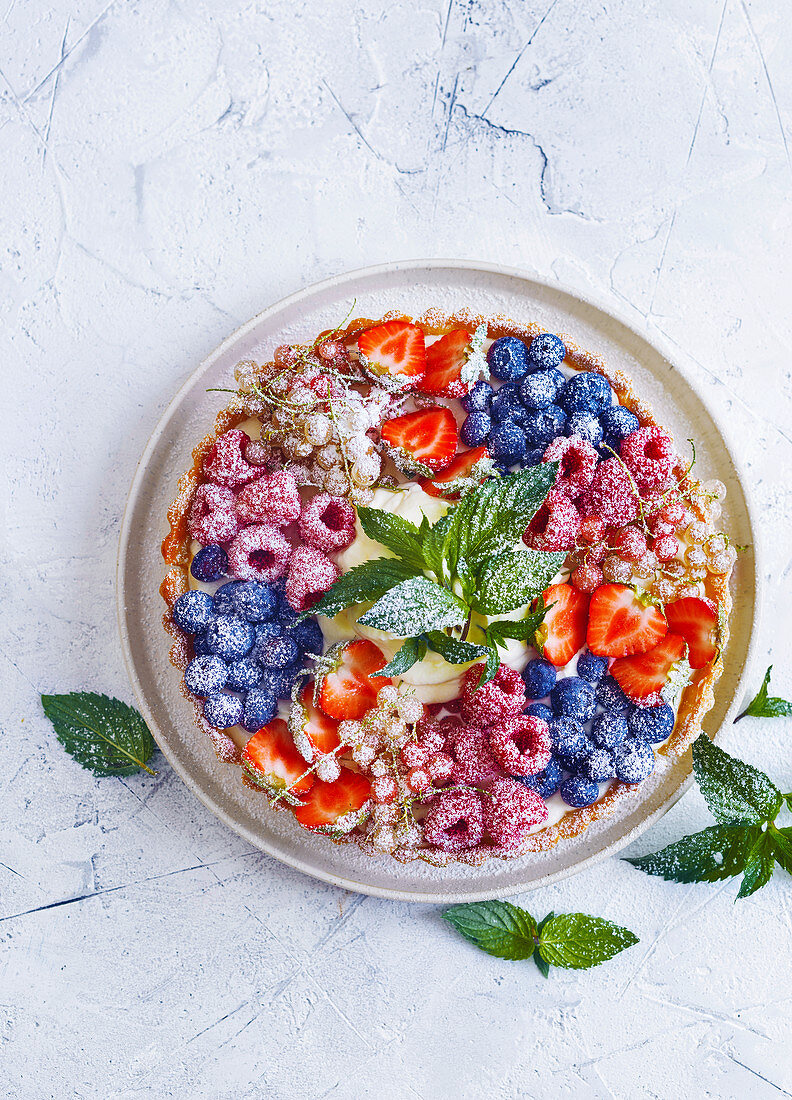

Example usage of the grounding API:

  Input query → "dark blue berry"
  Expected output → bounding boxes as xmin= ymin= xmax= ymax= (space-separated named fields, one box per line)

xmin=488 ymin=422 xmax=527 ymax=465
xmin=192 ymin=630 xmax=212 ymax=656
xmin=559 ymin=373 xmax=613 ymax=416
xmin=560 ymin=775 xmax=600 ymax=808
xmin=225 ymin=657 xmax=263 ymax=692
xmin=522 ymin=446 xmax=546 ymax=467
xmin=242 ymin=687 xmax=278 ymax=732
xmin=527 ymin=332 xmax=566 ymax=371
xmin=205 ymin=614 xmax=255 ymax=660
xmin=600 ymin=405 xmax=640 ymax=456
xmin=249 ymin=621 xmax=281 ymax=662
xmin=522 ymin=658 xmax=557 ymax=699
xmin=233 ymin=581 xmax=278 ymax=622
xmin=286 ymin=617 xmax=324 ymax=656
xmin=487 ymin=336 xmax=529 ymax=382
xmin=577 ymin=651 xmax=609 ymax=683
xmin=591 ymin=712 xmax=629 ymax=749
xmin=580 ymin=747 xmax=615 ymax=782
xmin=490 ymin=383 xmax=523 ymax=422
xmin=566 ymin=411 xmax=604 ymax=449
xmin=173 ymin=590 xmax=214 ymax=634
xmin=212 ymin=581 xmax=242 ymax=616
xmin=256 ymin=634 xmax=300 ymax=669
xmin=550 ymin=677 xmax=596 ymax=722
xmin=518 ymin=368 xmax=565 ymax=410
xmin=520 ymin=757 xmax=564 ymax=799
xmin=596 ymin=675 xmax=635 ymax=717
xmin=614 ymin=737 xmax=655 ymax=782
xmin=184 ymin=654 xmax=228 ymax=697
xmin=494 ymin=462 xmax=514 ymax=477
xmin=190 ymin=544 xmax=228 ymax=583
xmin=277 ymin=602 xmax=299 ymax=629
xmin=462 ymin=380 xmax=493 ymax=412
xmin=525 ymin=702 xmax=554 ymax=724
xmin=259 ymin=668 xmax=299 ymax=701
xmin=522 ymin=405 xmax=567 ymax=449
xmin=628 ymin=703 xmax=675 ymax=744
xmin=204 ymin=692 xmax=244 ymax=729
xmin=460 ymin=411 xmax=492 ymax=447
xmin=551 ymin=717 xmax=591 ymax=770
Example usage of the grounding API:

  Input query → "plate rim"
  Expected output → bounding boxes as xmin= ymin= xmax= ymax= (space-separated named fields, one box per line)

xmin=116 ymin=257 xmax=763 ymax=903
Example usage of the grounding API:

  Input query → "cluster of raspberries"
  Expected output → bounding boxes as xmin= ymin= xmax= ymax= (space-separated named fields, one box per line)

xmin=188 ymin=428 xmax=356 ymax=610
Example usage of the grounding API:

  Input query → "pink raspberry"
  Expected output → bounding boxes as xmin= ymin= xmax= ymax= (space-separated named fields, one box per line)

xmin=202 ymin=429 xmax=258 ymax=487
xmin=415 ymin=717 xmax=453 ymax=754
xmin=484 ymin=777 xmax=548 ymax=851
xmin=227 ymin=523 xmax=291 ymax=582
xmin=448 ymin=724 xmax=504 ymax=785
xmin=426 ymin=752 xmax=454 ymax=782
xmin=285 ymin=545 xmax=341 ymax=611
xmin=188 ymin=483 xmax=240 ymax=545
xmin=459 ymin=663 xmax=527 ymax=727
xmin=488 ymin=716 xmax=552 ymax=777
xmin=543 ymin=435 xmax=598 ymax=500
xmin=299 ymin=493 xmax=357 ymax=554
xmin=620 ymin=426 xmax=676 ymax=491
xmin=584 ymin=458 xmax=640 ymax=529
xmin=522 ymin=490 xmax=581 ymax=552
xmin=235 ymin=470 xmax=301 ymax=527
xmin=611 ymin=525 xmax=647 ymax=562
xmin=423 ymin=789 xmax=485 ymax=853
xmin=571 ymin=559 xmax=603 ymax=592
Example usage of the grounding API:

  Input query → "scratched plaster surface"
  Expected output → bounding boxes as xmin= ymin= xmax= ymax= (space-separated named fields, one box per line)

xmin=2 ymin=1 xmax=792 ymax=1096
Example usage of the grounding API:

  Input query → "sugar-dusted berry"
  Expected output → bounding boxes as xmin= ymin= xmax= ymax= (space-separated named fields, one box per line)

xmin=559 ymin=775 xmax=600 ymax=808
xmin=484 ymin=777 xmax=548 ymax=850
xmin=550 ymin=677 xmax=596 ymax=721
xmin=227 ymin=523 xmax=292 ymax=583
xmin=185 ymin=654 xmax=229 ymax=697
xmin=584 ymin=457 xmax=640 ymax=528
xmin=628 ymin=702 xmax=674 ymax=743
xmin=235 ymin=469 xmax=301 ymax=527
xmin=188 ymin=483 xmax=240 ymax=545
xmin=522 ymin=657 xmax=556 ymax=700
xmin=372 ymin=775 xmax=398 ymax=803
xmin=203 ymin=429 xmax=258 ymax=487
xmin=285 ymin=545 xmax=341 ymax=612
xmin=577 ymin=651 xmax=609 ymax=683
xmin=620 ymin=426 xmax=676 ymax=491
xmin=422 ymin=789 xmax=485 ymax=852
xmin=299 ymin=493 xmax=356 ymax=554
xmin=489 ymin=715 xmax=552 ymax=777
xmin=204 ymin=692 xmax=244 ymax=730
xmin=542 ymin=435 xmax=598 ymax=500
xmin=523 ymin=490 xmax=581 ymax=552
xmin=459 ymin=663 xmax=527 ymax=726
xmin=242 ymin=687 xmax=278 ymax=732
xmin=205 ymin=614 xmax=255 ymax=661
xmin=173 ymin=589 xmax=214 ymax=634
xmin=521 ymin=757 xmax=563 ymax=799
xmin=191 ymin=544 xmax=228 ymax=583
xmin=614 ymin=737 xmax=655 ymax=782
xmin=448 ymin=724 xmax=503 ymax=785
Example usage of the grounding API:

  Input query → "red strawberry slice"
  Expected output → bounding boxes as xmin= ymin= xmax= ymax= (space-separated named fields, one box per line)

xmin=665 ymin=596 xmax=718 ymax=669
xmin=587 ymin=584 xmax=668 ymax=658
xmin=419 ymin=446 xmax=493 ymax=499
xmin=357 ymin=320 xmax=426 ymax=391
xmin=317 ymin=640 xmax=392 ymax=720
xmin=293 ymin=767 xmax=372 ymax=833
xmin=537 ymin=583 xmax=590 ymax=668
xmin=291 ymin=683 xmax=342 ymax=760
xmin=420 ymin=329 xmax=471 ymax=397
xmin=610 ymin=633 xmax=687 ymax=699
xmin=380 ymin=406 xmax=458 ymax=474
xmin=242 ymin=719 xmax=314 ymax=794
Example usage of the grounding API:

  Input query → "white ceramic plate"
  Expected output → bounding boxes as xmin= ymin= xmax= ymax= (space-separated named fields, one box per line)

xmin=116 ymin=260 xmax=760 ymax=903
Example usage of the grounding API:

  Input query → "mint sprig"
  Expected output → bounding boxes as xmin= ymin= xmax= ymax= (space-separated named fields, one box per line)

xmin=41 ymin=692 xmax=157 ymax=776
xmin=735 ymin=665 xmax=792 ymax=721
xmin=444 ymin=901 xmax=638 ymax=976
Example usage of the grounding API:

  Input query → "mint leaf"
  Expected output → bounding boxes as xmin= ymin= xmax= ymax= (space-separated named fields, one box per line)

xmin=41 ymin=692 xmax=157 ymax=777
xmin=356 ymin=506 xmax=427 ymax=573
xmin=533 ymin=951 xmax=550 ymax=978
xmin=305 ymin=557 xmax=418 ymax=620
xmin=425 ymin=632 xmax=493 ymax=666
xmin=770 ymin=825 xmax=792 ymax=875
xmin=692 ymin=735 xmax=782 ymax=825
xmin=378 ymin=637 xmax=427 ymax=677
xmin=473 ymin=550 xmax=565 ymax=615
xmin=485 ymin=600 xmax=551 ymax=650
xmin=537 ymin=913 xmax=638 ymax=970
xmin=736 ymin=666 xmax=792 ymax=721
xmin=737 ymin=833 xmax=776 ymax=898
xmin=624 ymin=824 xmax=760 ymax=883
xmin=357 ymin=576 xmax=468 ymax=635
xmin=443 ymin=901 xmax=537 ymax=960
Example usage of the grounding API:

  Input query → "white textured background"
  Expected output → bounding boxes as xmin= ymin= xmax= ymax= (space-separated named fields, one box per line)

xmin=2 ymin=1 xmax=792 ymax=1097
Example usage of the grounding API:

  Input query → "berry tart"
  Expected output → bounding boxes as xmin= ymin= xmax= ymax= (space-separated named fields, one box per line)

xmin=161 ymin=309 xmax=734 ymax=866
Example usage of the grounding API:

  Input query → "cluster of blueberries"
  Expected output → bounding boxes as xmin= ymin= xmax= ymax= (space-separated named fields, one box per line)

xmin=172 ymin=544 xmax=323 ymax=732
xmin=518 ymin=651 xmax=672 ymax=808
xmin=461 ymin=333 xmax=640 ymax=471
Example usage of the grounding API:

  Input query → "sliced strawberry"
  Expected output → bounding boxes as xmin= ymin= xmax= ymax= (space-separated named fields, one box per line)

xmin=242 ymin=719 xmax=314 ymax=794
xmin=419 ymin=446 xmax=494 ymax=499
xmin=357 ymin=320 xmax=426 ymax=391
xmin=665 ymin=596 xmax=718 ymax=669
xmin=420 ymin=329 xmax=471 ymax=397
xmin=587 ymin=584 xmax=668 ymax=658
xmin=536 ymin=583 xmax=590 ymax=667
xmin=610 ymin=633 xmax=687 ymax=699
xmin=317 ymin=640 xmax=392 ymax=720
xmin=380 ymin=406 xmax=458 ymax=475
xmin=290 ymin=683 xmax=342 ymax=762
xmin=293 ymin=767 xmax=372 ymax=833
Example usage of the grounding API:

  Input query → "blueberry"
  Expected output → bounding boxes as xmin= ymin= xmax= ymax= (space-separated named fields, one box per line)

xmin=192 ymin=630 xmax=212 ymax=656
xmin=172 ymin=590 xmax=214 ymax=634
xmin=249 ymin=621 xmax=281 ymax=662
xmin=490 ymin=383 xmax=523 ymax=422
xmin=259 ymin=668 xmax=299 ymax=701
xmin=460 ymin=411 xmax=492 ymax=447
xmin=577 ymin=651 xmax=609 ymax=684
xmin=190 ymin=544 xmax=228 ymax=583
xmin=487 ymin=336 xmax=530 ymax=382
xmin=522 ymin=446 xmax=546 ymax=467
xmin=277 ymin=602 xmax=299 ymax=629
xmin=225 ymin=657 xmax=263 ymax=692
xmin=203 ymin=692 xmax=244 ymax=729
xmin=521 ymin=757 xmax=564 ymax=799
xmin=559 ymin=373 xmax=613 ymax=417
xmin=523 ymin=658 xmax=557 ymax=699
xmin=596 ymin=675 xmax=635 ymax=717
xmin=527 ymin=332 xmax=566 ymax=371
xmin=566 ymin=411 xmax=604 ymax=449
xmin=580 ymin=747 xmax=615 ymax=782
xmin=494 ymin=462 xmax=515 ymax=477
xmin=560 ymin=776 xmax=600 ymax=808
xmin=550 ymin=677 xmax=596 ymax=722
xmin=488 ymin=422 xmax=527 ymax=465
xmin=614 ymin=737 xmax=655 ymax=782
xmin=522 ymin=405 xmax=567 ymax=449
xmin=205 ymin=614 xmax=255 ymax=660
xmin=463 ymin=380 xmax=493 ymax=412
xmin=518 ymin=368 xmax=565 ymax=410
xmin=628 ymin=703 xmax=675 ymax=744
xmin=286 ymin=617 xmax=324 ymax=656
xmin=600 ymin=405 xmax=640 ymax=456
xmin=256 ymin=634 xmax=300 ymax=669
xmin=233 ymin=581 xmax=278 ymax=622
xmin=212 ymin=581 xmax=242 ymax=616
xmin=525 ymin=702 xmax=554 ymax=724
xmin=241 ymin=687 xmax=278 ymax=732
xmin=551 ymin=717 xmax=591 ymax=770
xmin=184 ymin=654 xmax=228 ymax=697
xmin=591 ymin=712 xmax=629 ymax=749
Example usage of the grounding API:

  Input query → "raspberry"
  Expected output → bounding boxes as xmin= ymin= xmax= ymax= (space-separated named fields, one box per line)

xmin=571 ymin=559 xmax=603 ymax=592
xmin=422 ymin=789 xmax=485 ymax=852
xmin=235 ymin=469 xmax=301 ymax=527
xmin=579 ymin=515 xmax=606 ymax=544
xmin=426 ymin=752 xmax=454 ymax=782
xmin=542 ymin=435 xmax=598 ymax=500
xmin=448 ymin=724 xmax=504 ymax=785
xmin=522 ymin=490 xmax=581 ymax=552
xmin=285 ymin=545 xmax=341 ymax=611
xmin=488 ymin=716 xmax=552 ymax=777
xmin=372 ymin=775 xmax=398 ymax=803
xmin=653 ymin=534 xmax=680 ymax=562
xmin=415 ymin=717 xmax=450 ymax=754
xmin=484 ymin=777 xmax=548 ymax=851
xmin=459 ymin=663 xmax=526 ymax=727
xmin=584 ymin=457 xmax=640 ymax=529
xmin=188 ymin=483 xmax=240 ymax=545
xmin=611 ymin=526 xmax=647 ymax=562
xmin=227 ymin=523 xmax=291 ymax=582
xmin=620 ymin=426 xmax=676 ymax=491
xmin=401 ymin=741 xmax=429 ymax=768
xmin=202 ymin=429 xmax=258 ymax=487
xmin=299 ymin=493 xmax=357 ymax=554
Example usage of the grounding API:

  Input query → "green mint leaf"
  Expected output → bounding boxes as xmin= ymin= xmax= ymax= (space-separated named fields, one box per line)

xmin=425 ymin=632 xmax=493 ymax=667
xmin=378 ymin=637 xmax=427 ymax=677
xmin=737 ymin=833 xmax=776 ymax=899
xmin=421 ymin=510 xmax=456 ymax=583
xmin=692 ymin=734 xmax=782 ymax=825
xmin=533 ymin=951 xmax=550 ymax=978
xmin=305 ymin=557 xmax=418 ymax=621
xmin=443 ymin=901 xmax=537 ymax=961
xmin=770 ymin=825 xmax=792 ymax=876
xmin=356 ymin=506 xmax=427 ymax=573
xmin=41 ymin=692 xmax=157 ymax=777
xmin=477 ymin=646 xmax=501 ymax=688
xmin=624 ymin=824 xmax=761 ymax=883
xmin=537 ymin=913 xmax=638 ymax=970
xmin=735 ymin=666 xmax=792 ymax=721
xmin=473 ymin=550 xmax=565 ymax=615
xmin=485 ymin=600 xmax=552 ymax=650
xmin=357 ymin=576 xmax=468 ymax=636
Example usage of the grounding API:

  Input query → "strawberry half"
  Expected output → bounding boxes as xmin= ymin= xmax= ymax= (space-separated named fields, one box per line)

xmin=357 ymin=320 xmax=426 ymax=392
xmin=536 ymin=583 xmax=590 ymax=668
xmin=665 ymin=596 xmax=718 ymax=669
xmin=242 ymin=719 xmax=313 ymax=794
xmin=380 ymin=406 xmax=458 ymax=475
xmin=420 ymin=329 xmax=471 ymax=398
xmin=317 ymin=640 xmax=392 ymax=720
xmin=293 ymin=767 xmax=372 ymax=834
xmin=587 ymin=584 xmax=668 ymax=658
xmin=610 ymin=633 xmax=687 ymax=699
xmin=419 ymin=445 xmax=494 ymax=499
xmin=290 ymin=682 xmax=342 ymax=762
